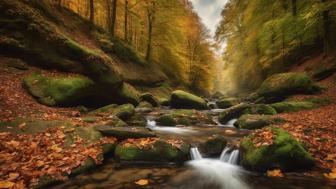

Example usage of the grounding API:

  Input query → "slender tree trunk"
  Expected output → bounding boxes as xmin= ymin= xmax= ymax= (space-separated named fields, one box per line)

xmin=146 ymin=10 xmax=154 ymax=62
xmin=106 ymin=0 xmax=111 ymax=32
xmin=291 ymin=0 xmax=297 ymax=16
xmin=111 ymin=0 xmax=117 ymax=37
xmin=89 ymin=0 xmax=94 ymax=22
xmin=124 ymin=0 xmax=128 ymax=41
xmin=322 ymin=0 xmax=330 ymax=56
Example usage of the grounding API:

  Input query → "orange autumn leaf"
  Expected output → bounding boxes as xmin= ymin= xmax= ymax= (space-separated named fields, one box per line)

xmin=0 ymin=181 xmax=15 ymax=189
xmin=324 ymin=169 xmax=336 ymax=180
xmin=267 ymin=169 xmax=284 ymax=177
xmin=135 ymin=179 xmax=149 ymax=186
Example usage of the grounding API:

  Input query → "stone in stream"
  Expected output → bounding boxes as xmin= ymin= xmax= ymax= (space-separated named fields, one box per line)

xmin=199 ymin=135 xmax=227 ymax=156
xmin=136 ymin=101 xmax=153 ymax=113
xmin=254 ymin=72 xmax=320 ymax=102
xmin=94 ymin=126 xmax=156 ymax=139
xmin=139 ymin=93 xmax=160 ymax=107
xmin=115 ymin=138 xmax=190 ymax=162
xmin=234 ymin=114 xmax=285 ymax=130
xmin=218 ymin=103 xmax=250 ymax=124
xmin=170 ymin=90 xmax=208 ymax=110
xmin=240 ymin=127 xmax=315 ymax=172
xmin=155 ymin=109 xmax=214 ymax=126
xmin=89 ymin=103 xmax=135 ymax=121
xmin=216 ymin=97 xmax=240 ymax=109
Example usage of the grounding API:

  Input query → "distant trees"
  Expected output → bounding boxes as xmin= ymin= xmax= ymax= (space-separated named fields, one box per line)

xmin=216 ymin=0 xmax=336 ymax=92
xmin=89 ymin=0 xmax=94 ymax=22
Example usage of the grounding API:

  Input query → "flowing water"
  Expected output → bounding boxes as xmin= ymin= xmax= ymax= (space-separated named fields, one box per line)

xmin=52 ymin=107 xmax=336 ymax=189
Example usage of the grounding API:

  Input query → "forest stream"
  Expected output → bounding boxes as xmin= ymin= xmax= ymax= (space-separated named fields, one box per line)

xmin=50 ymin=104 xmax=336 ymax=189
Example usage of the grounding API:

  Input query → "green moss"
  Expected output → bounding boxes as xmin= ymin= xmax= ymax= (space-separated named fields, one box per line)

xmin=139 ymin=93 xmax=160 ymax=107
xmin=216 ymin=97 xmax=239 ymax=109
xmin=113 ymin=104 xmax=135 ymax=120
xmin=170 ymin=90 xmax=208 ymax=110
xmin=23 ymin=73 xmax=96 ymax=106
xmin=313 ymin=64 xmax=336 ymax=81
xmin=116 ymin=83 xmax=140 ymax=106
xmin=218 ymin=104 xmax=249 ymax=124
xmin=240 ymin=127 xmax=314 ymax=171
xmin=115 ymin=140 xmax=189 ymax=162
xmin=156 ymin=115 xmax=177 ymax=126
xmin=234 ymin=114 xmax=285 ymax=130
xmin=243 ymin=104 xmax=277 ymax=115
xmin=271 ymin=101 xmax=317 ymax=113
xmin=200 ymin=135 xmax=227 ymax=156
xmin=257 ymin=73 xmax=315 ymax=98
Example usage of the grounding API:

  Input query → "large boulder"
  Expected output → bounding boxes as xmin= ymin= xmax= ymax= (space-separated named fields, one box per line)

xmin=115 ymin=138 xmax=190 ymax=162
xmin=199 ymin=135 xmax=227 ymax=156
xmin=139 ymin=93 xmax=160 ymax=107
xmin=24 ymin=74 xmax=96 ymax=106
xmin=218 ymin=103 xmax=250 ymax=124
xmin=94 ymin=126 xmax=156 ymax=139
xmin=256 ymin=73 xmax=316 ymax=100
xmin=170 ymin=90 xmax=208 ymax=110
xmin=240 ymin=127 xmax=314 ymax=171
xmin=234 ymin=114 xmax=285 ymax=130
xmin=155 ymin=109 xmax=214 ymax=126
xmin=216 ymin=98 xmax=239 ymax=109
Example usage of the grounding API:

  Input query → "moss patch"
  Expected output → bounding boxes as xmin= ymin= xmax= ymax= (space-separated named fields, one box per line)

xmin=170 ymin=90 xmax=207 ymax=110
xmin=240 ymin=127 xmax=314 ymax=171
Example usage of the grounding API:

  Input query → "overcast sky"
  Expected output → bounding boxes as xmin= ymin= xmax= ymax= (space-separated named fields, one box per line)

xmin=190 ymin=0 xmax=228 ymax=37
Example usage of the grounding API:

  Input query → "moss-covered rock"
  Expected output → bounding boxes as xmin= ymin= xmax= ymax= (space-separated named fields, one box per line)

xmin=242 ymin=104 xmax=277 ymax=115
xmin=257 ymin=73 xmax=316 ymax=99
xmin=115 ymin=139 xmax=190 ymax=162
xmin=170 ymin=90 xmax=208 ymax=110
xmin=113 ymin=104 xmax=135 ymax=120
xmin=23 ymin=74 xmax=96 ymax=106
xmin=139 ymin=93 xmax=160 ymax=107
xmin=216 ymin=98 xmax=239 ymax=109
xmin=115 ymin=83 xmax=140 ymax=106
xmin=240 ymin=127 xmax=314 ymax=171
xmin=35 ymin=174 xmax=65 ymax=189
xmin=156 ymin=109 xmax=213 ymax=126
xmin=218 ymin=104 xmax=250 ymax=124
xmin=125 ymin=113 xmax=148 ymax=127
xmin=199 ymin=135 xmax=227 ymax=156
xmin=136 ymin=101 xmax=153 ymax=113
xmin=159 ymin=98 xmax=170 ymax=106
xmin=95 ymin=126 xmax=156 ymax=139
xmin=270 ymin=98 xmax=330 ymax=113
xmin=234 ymin=114 xmax=285 ymax=130
xmin=70 ymin=157 xmax=97 ymax=177
xmin=156 ymin=114 xmax=177 ymax=126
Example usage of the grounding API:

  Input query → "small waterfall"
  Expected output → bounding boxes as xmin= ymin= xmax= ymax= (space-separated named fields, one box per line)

xmin=219 ymin=146 xmax=240 ymax=165
xmin=187 ymin=147 xmax=249 ymax=189
xmin=190 ymin=147 xmax=202 ymax=160
xmin=226 ymin=119 xmax=238 ymax=127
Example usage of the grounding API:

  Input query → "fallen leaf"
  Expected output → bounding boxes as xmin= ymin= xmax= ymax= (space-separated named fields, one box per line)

xmin=8 ymin=172 xmax=19 ymax=181
xmin=267 ymin=169 xmax=284 ymax=177
xmin=0 ymin=181 xmax=15 ymax=188
xmin=135 ymin=179 xmax=149 ymax=186
xmin=324 ymin=168 xmax=336 ymax=180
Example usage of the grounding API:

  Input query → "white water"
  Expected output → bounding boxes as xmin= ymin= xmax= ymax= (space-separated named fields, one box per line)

xmin=146 ymin=119 xmax=196 ymax=134
xmin=219 ymin=146 xmax=240 ymax=165
xmin=187 ymin=147 xmax=249 ymax=189
xmin=226 ymin=119 xmax=237 ymax=127
xmin=190 ymin=147 xmax=203 ymax=160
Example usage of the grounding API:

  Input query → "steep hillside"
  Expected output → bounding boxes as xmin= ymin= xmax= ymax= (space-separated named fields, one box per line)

xmin=0 ymin=0 xmax=168 ymax=106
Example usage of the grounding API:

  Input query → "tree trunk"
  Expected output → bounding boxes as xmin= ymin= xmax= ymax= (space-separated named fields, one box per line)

xmin=111 ymin=0 xmax=117 ymax=37
xmin=322 ymin=0 xmax=330 ymax=56
xmin=124 ymin=0 xmax=128 ymax=41
xmin=89 ymin=0 xmax=94 ymax=22
xmin=106 ymin=0 xmax=111 ymax=32
xmin=146 ymin=10 xmax=154 ymax=62
xmin=291 ymin=0 xmax=297 ymax=16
